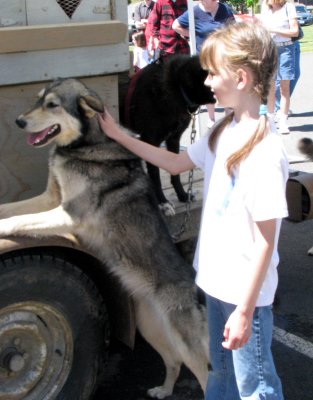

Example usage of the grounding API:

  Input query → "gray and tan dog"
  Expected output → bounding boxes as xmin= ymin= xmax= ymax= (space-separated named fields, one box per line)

xmin=0 ymin=78 xmax=209 ymax=398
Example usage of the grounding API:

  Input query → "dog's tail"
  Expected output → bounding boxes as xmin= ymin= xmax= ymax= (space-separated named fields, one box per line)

xmin=298 ymin=138 xmax=313 ymax=161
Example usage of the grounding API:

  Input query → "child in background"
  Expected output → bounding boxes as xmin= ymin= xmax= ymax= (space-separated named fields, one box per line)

xmin=99 ymin=22 xmax=288 ymax=399
xmin=132 ymin=31 xmax=150 ymax=72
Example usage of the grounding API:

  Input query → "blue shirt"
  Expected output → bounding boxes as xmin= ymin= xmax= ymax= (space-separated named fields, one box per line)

xmin=177 ymin=4 xmax=235 ymax=53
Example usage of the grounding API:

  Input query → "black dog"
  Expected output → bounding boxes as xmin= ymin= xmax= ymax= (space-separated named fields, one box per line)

xmin=122 ymin=55 xmax=215 ymax=215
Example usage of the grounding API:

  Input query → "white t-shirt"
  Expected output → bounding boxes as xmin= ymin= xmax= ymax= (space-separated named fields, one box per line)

xmin=187 ymin=119 xmax=289 ymax=306
xmin=133 ymin=47 xmax=150 ymax=69
xmin=261 ymin=2 xmax=297 ymax=43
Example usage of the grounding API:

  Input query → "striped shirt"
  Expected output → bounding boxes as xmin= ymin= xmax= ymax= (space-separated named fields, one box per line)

xmin=149 ymin=0 xmax=189 ymax=55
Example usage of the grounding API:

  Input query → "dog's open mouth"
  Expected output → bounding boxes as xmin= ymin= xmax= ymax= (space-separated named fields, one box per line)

xmin=27 ymin=124 xmax=61 ymax=146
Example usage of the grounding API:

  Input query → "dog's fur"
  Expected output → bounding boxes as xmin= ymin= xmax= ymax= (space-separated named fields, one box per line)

xmin=298 ymin=137 xmax=313 ymax=161
xmin=122 ymin=55 xmax=215 ymax=215
xmin=0 ymin=78 xmax=209 ymax=398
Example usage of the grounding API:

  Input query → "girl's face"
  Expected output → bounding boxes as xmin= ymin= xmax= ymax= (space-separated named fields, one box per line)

xmin=204 ymin=67 xmax=238 ymax=109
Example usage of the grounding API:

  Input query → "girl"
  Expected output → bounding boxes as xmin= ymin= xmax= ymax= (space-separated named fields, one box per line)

xmin=132 ymin=31 xmax=150 ymax=72
xmin=98 ymin=22 xmax=288 ymax=399
xmin=261 ymin=0 xmax=299 ymax=134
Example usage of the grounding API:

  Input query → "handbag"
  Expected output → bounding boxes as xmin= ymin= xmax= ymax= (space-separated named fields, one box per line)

xmin=292 ymin=23 xmax=304 ymax=42
xmin=286 ymin=4 xmax=304 ymax=42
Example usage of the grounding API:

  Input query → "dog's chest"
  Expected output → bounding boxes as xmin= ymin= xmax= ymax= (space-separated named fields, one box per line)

xmin=51 ymin=153 xmax=90 ymax=201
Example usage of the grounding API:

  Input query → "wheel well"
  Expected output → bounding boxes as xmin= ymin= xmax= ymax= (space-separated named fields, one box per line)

xmin=0 ymin=246 xmax=136 ymax=348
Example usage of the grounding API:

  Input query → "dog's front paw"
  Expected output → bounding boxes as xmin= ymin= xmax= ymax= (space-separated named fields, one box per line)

xmin=0 ymin=217 xmax=19 ymax=237
xmin=159 ymin=201 xmax=175 ymax=216
xmin=147 ymin=386 xmax=173 ymax=399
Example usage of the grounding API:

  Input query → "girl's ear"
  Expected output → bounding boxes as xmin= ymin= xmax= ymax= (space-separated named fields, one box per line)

xmin=236 ymin=68 xmax=249 ymax=91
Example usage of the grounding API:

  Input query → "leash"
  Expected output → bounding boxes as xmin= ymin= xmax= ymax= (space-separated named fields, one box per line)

xmin=124 ymin=68 xmax=144 ymax=128
xmin=171 ymin=109 xmax=199 ymax=241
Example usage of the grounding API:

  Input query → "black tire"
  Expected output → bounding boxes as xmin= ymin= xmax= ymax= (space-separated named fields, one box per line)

xmin=0 ymin=251 xmax=109 ymax=400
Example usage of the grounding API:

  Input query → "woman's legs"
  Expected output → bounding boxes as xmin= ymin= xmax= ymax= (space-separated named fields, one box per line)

xmin=275 ymin=40 xmax=300 ymax=111
xmin=279 ymin=80 xmax=290 ymax=116
xmin=278 ymin=80 xmax=290 ymax=134
xmin=290 ymin=40 xmax=301 ymax=96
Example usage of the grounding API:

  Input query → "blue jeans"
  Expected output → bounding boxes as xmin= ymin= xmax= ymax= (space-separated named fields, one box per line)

xmin=275 ymin=41 xmax=300 ymax=111
xmin=205 ymin=294 xmax=284 ymax=399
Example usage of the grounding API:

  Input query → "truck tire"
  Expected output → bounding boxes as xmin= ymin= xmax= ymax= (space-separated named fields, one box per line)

xmin=0 ymin=251 xmax=110 ymax=400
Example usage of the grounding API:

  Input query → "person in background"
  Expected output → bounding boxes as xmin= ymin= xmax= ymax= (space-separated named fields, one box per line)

xmin=275 ymin=39 xmax=301 ymax=114
xmin=98 ymin=22 xmax=288 ymax=399
xmin=148 ymin=0 xmax=189 ymax=58
xmin=132 ymin=31 xmax=150 ymax=72
xmin=261 ymin=0 xmax=299 ymax=134
xmin=172 ymin=0 xmax=235 ymax=128
xmin=134 ymin=0 xmax=155 ymax=31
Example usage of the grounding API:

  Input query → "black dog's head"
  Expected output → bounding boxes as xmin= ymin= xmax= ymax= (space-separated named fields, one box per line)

xmin=15 ymin=78 xmax=104 ymax=148
xmin=164 ymin=55 xmax=215 ymax=110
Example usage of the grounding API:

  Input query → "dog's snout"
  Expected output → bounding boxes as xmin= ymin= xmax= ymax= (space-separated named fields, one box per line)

xmin=16 ymin=117 xmax=27 ymax=129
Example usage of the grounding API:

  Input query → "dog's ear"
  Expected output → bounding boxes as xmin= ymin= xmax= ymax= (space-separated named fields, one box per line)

xmin=79 ymin=95 xmax=104 ymax=118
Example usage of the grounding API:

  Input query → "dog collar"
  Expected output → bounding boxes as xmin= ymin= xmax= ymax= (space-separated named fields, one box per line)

xmin=179 ymin=85 xmax=200 ymax=112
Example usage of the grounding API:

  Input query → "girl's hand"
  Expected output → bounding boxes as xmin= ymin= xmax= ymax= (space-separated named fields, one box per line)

xmin=222 ymin=308 xmax=252 ymax=350
xmin=97 ymin=110 xmax=123 ymax=141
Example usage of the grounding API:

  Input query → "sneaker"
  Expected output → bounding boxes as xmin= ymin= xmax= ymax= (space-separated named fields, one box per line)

xmin=276 ymin=109 xmax=292 ymax=120
xmin=276 ymin=109 xmax=282 ymax=121
xmin=278 ymin=121 xmax=290 ymax=134
xmin=267 ymin=113 xmax=276 ymax=130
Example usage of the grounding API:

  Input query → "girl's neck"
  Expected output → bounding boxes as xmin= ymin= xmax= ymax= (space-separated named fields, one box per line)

xmin=233 ymin=97 xmax=261 ymax=124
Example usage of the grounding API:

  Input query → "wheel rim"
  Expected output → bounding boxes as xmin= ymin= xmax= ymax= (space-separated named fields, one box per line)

xmin=0 ymin=301 xmax=73 ymax=400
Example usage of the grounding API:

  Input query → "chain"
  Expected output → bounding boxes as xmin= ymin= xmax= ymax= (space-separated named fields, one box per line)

xmin=172 ymin=109 xmax=199 ymax=241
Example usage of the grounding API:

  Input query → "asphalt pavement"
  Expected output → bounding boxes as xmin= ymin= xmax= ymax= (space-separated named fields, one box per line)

xmin=94 ymin=52 xmax=313 ymax=400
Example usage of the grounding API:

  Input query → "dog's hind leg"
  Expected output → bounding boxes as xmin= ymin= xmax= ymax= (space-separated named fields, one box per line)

xmin=135 ymin=298 xmax=182 ymax=399
xmin=168 ymin=306 xmax=209 ymax=394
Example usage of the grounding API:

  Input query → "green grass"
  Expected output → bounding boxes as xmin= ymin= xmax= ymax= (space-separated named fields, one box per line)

xmin=299 ymin=24 xmax=313 ymax=52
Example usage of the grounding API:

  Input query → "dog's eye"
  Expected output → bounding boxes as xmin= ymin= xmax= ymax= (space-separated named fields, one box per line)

xmin=46 ymin=101 xmax=59 ymax=109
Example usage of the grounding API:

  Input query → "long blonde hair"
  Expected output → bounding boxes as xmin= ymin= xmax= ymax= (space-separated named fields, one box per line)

xmin=200 ymin=22 xmax=277 ymax=175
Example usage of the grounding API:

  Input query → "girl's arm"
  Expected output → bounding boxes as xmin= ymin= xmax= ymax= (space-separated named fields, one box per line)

xmin=222 ymin=218 xmax=276 ymax=350
xmin=97 ymin=111 xmax=195 ymax=175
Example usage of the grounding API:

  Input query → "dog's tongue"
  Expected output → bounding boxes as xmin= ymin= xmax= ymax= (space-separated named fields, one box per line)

xmin=27 ymin=128 xmax=50 ymax=145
